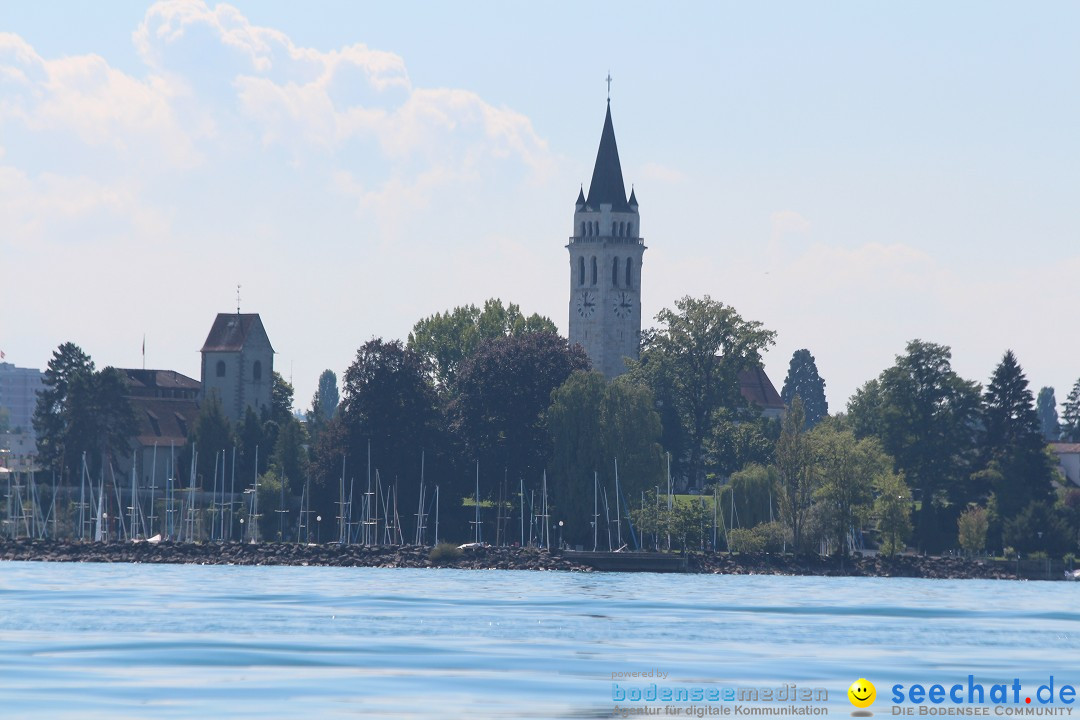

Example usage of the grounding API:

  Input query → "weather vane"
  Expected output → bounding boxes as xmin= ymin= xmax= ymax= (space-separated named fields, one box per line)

xmin=606 ymin=71 xmax=612 ymax=102
xmin=236 ymin=284 xmax=241 ymax=314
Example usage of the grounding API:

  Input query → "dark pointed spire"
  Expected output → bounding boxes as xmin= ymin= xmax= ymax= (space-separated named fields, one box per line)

xmin=576 ymin=185 xmax=586 ymax=208
xmin=586 ymin=103 xmax=629 ymax=211
xmin=628 ymin=186 xmax=638 ymax=208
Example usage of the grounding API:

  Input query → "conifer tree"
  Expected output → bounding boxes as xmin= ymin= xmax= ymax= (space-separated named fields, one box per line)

xmin=983 ymin=351 xmax=1055 ymax=520
xmin=781 ymin=349 xmax=828 ymax=428
xmin=1036 ymin=387 xmax=1059 ymax=442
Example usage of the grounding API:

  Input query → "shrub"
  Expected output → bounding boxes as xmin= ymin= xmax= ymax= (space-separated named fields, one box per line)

xmin=957 ymin=506 xmax=989 ymax=555
xmin=429 ymin=542 xmax=463 ymax=564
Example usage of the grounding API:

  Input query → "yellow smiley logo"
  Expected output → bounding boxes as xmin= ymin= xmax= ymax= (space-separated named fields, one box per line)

xmin=848 ymin=678 xmax=876 ymax=709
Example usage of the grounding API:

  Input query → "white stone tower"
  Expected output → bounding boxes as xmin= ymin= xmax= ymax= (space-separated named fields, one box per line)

xmin=567 ymin=100 xmax=645 ymax=378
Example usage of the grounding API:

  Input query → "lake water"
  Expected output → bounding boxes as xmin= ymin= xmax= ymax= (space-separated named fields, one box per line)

xmin=0 ymin=562 xmax=1077 ymax=719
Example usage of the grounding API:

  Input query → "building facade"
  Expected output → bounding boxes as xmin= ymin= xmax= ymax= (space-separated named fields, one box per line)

xmin=0 ymin=362 xmax=44 ymax=459
xmin=567 ymin=101 xmax=645 ymax=379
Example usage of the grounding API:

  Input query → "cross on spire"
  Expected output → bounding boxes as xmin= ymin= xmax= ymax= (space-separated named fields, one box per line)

xmin=606 ymin=72 xmax=612 ymax=102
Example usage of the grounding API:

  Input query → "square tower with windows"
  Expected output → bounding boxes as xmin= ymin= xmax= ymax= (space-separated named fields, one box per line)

xmin=199 ymin=313 xmax=274 ymax=423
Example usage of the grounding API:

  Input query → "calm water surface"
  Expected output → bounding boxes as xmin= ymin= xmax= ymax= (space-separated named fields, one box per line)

xmin=0 ymin=562 xmax=1077 ymax=719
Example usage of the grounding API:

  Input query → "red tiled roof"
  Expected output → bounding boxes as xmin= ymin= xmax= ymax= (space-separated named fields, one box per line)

xmin=1050 ymin=443 xmax=1080 ymax=454
xmin=739 ymin=366 xmax=785 ymax=410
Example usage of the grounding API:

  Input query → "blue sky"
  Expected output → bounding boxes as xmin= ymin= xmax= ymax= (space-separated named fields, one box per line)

xmin=2 ymin=1 xmax=1078 ymax=412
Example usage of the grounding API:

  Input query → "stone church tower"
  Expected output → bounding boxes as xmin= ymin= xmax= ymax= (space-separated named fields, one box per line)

xmin=199 ymin=313 xmax=274 ymax=424
xmin=567 ymin=101 xmax=645 ymax=378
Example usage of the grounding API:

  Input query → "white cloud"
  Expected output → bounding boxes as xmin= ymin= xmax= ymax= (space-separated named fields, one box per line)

xmin=770 ymin=209 xmax=811 ymax=240
xmin=0 ymin=32 xmax=200 ymax=169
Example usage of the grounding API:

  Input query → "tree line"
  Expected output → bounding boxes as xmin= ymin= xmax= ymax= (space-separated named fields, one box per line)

xmin=31 ymin=296 xmax=1080 ymax=557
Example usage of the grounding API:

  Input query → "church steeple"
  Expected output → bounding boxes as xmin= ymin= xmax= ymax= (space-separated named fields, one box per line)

xmin=586 ymin=104 xmax=629 ymax=211
xmin=567 ymin=93 xmax=644 ymax=380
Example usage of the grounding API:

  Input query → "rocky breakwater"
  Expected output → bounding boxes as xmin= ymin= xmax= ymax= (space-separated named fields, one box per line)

xmin=690 ymin=551 xmax=1017 ymax=580
xmin=0 ymin=539 xmax=594 ymax=572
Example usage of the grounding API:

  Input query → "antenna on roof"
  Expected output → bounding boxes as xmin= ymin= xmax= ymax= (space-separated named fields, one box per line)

xmin=605 ymin=71 xmax=612 ymax=103
xmin=236 ymin=284 xmax=241 ymax=314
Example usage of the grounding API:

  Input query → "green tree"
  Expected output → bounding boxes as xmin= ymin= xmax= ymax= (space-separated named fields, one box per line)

xmin=1061 ymin=379 xmax=1080 ymax=442
xmin=811 ymin=424 xmax=891 ymax=557
xmin=874 ymin=470 xmax=912 ymax=556
xmin=256 ymin=468 xmax=289 ymax=542
xmin=187 ymin=391 xmax=234 ymax=487
xmin=628 ymin=295 xmax=776 ymax=488
xmin=236 ymin=406 xmax=268 ymax=483
xmin=846 ymin=340 xmax=982 ymax=551
xmin=451 ymin=331 xmax=589 ymax=500
xmin=408 ymin=298 xmax=558 ymax=391
xmin=1036 ymin=387 xmax=1060 ymax=442
xmin=708 ymin=416 xmax=780 ymax=478
xmin=781 ymin=349 xmax=828 ymax=428
xmin=631 ymin=491 xmax=712 ymax=553
xmin=269 ymin=371 xmax=294 ymax=426
xmin=271 ymin=414 xmax=308 ymax=495
xmin=957 ymin=505 xmax=989 ymax=555
xmin=546 ymin=372 xmax=664 ymax=547
xmin=982 ymin=351 xmax=1055 ymax=521
xmin=775 ymin=397 xmax=816 ymax=551
xmin=64 ymin=366 xmax=138 ymax=477
xmin=718 ymin=463 xmax=779 ymax=530
xmin=1003 ymin=501 xmax=1073 ymax=556
xmin=33 ymin=342 xmax=95 ymax=477
xmin=307 ymin=369 xmax=339 ymax=445
xmin=315 ymin=338 xmax=442 ymax=527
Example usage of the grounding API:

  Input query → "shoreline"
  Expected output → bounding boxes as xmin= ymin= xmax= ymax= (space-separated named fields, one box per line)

xmin=0 ymin=539 xmax=1047 ymax=579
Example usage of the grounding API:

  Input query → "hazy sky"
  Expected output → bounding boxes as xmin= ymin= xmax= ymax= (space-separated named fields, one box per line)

xmin=2 ymin=1 xmax=1078 ymax=413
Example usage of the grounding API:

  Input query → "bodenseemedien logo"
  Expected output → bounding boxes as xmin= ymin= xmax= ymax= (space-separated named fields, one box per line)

xmin=849 ymin=678 xmax=876 ymax=716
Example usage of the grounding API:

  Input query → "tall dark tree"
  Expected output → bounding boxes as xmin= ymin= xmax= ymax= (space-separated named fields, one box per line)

xmin=64 ymin=366 xmax=138 ymax=478
xmin=409 ymin=298 xmax=558 ymax=391
xmin=313 ymin=339 xmax=442 ymax=528
xmin=1036 ymin=386 xmax=1060 ymax=442
xmin=269 ymin=371 xmax=294 ymax=426
xmin=982 ymin=351 xmax=1055 ymax=521
xmin=33 ymin=342 xmax=95 ymax=477
xmin=270 ymin=415 xmax=307 ymax=495
xmin=846 ymin=340 xmax=982 ymax=551
xmin=780 ymin=349 xmax=828 ymax=428
xmin=187 ymin=391 xmax=234 ymax=487
xmin=307 ymin=369 xmax=340 ymax=446
xmin=775 ymin=396 xmax=816 ymax=551
xmin=1061 ymin=379 xmax=1080 ymax=442
xmin=235 ymin=406 xmax=269 ymax=483
xmin=628 ymin=295 xmax=775 ymax=489
xmin=451 ymin=331 xmax=589 ymax=499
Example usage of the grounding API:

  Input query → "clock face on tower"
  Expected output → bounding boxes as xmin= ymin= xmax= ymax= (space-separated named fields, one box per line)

xmin=576 ymin=290 xmax=596 ymax=318
xmin=613 ymin=291 xmax=633 ymax=318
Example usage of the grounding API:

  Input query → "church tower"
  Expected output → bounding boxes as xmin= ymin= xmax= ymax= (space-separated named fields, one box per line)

xmin=567 ymin=100 xmax=644 ymax=378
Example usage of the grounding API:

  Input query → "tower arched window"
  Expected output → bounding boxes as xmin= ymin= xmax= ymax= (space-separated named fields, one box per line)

xmin=578 ymin=256 xmax=585 ymax=286
xmin=593 ymin=221 xmax=599 ymax=236
xmin=626 ymin=257 xmax=633 ymax=288
xmin=627 ymin=222 xmax=634 ymax=237
xmin=612 ymin=222 xmax=618 ymax=236
xmin=612 ymin=257 xmax=619 ymax=286
xmin=253 ymin=360 xmax=262 ymax=381
xmin=215 ymin=360 xmax=226 ymax=378
xmin=591 ymin=256 xmax=597 ymax=285
xmin=581 ymin=222 xmax=586 ymax=237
